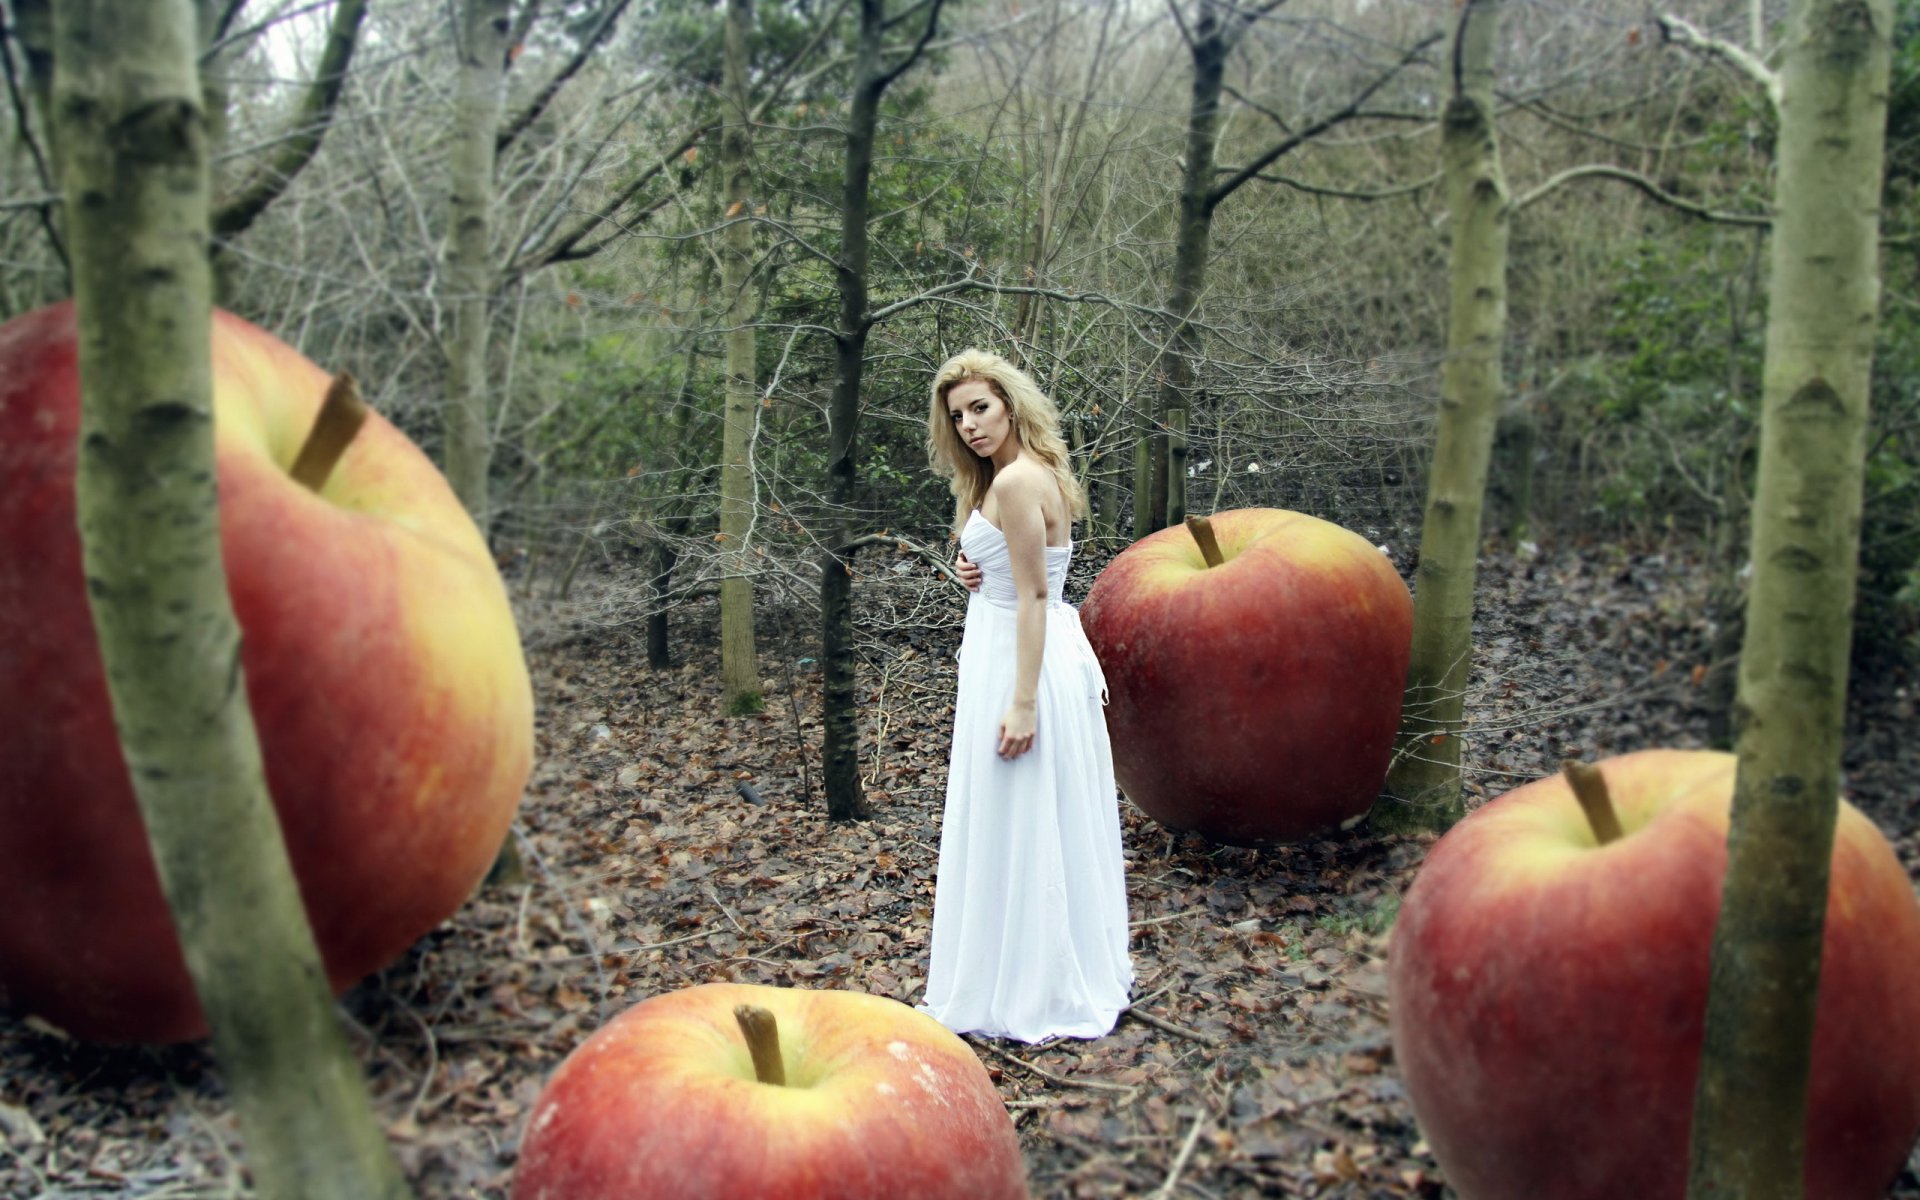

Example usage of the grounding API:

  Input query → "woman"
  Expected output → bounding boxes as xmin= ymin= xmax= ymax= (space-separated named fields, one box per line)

xmin=918 ymin=348 xmax=1133 ymax=1043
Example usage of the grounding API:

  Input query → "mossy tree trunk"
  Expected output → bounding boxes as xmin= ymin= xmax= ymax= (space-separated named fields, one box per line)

xmin=53 ymin=3 xmax=408 ymax=1197
xmin=444 ymin=0 xmax=511 ymax=532
xmin=445 ymin=0 xmax=518 ymax=886
xmin=718 ymin=0 xmax=761 ymax=714
xmin=1686 ymin=0 xmax=1893 ymax=1194
xmin=1375 ymin=0 xmax=1508 ymax=833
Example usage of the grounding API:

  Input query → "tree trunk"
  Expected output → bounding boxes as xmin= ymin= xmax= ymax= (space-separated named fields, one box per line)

xmin=208 ymin=0 xmax=368 ymax=289
xmin=1377 ymin=0 xmax=1508 ymax=831
xmin=718 ymin=0 xmax=761 ymax=714
xmin=820 ymin=0 xmax=941 ymax=820
xmin=1491 ymin=399 xmax=1535 ymax=541
xmin=647 ymin=536 xmax=678 ymax=669
xmin=53 ymin=3 xmax=408 ymax=1196
xmin=1090 ymin=437 xmax=1114 ymax=542
xmin=819 ymin=1 xmax=883 ymax=823
xmin=444 ymin=0 xmax=510 ymax=534
xmin=1686 ymin=1 xmax=1892 ymax=1194
xmin=1148 ymin=9 xmax=1228 ymax=534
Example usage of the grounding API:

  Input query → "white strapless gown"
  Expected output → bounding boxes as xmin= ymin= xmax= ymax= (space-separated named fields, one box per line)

xmin=919 ymin=510 xmax=1134 ymax=1042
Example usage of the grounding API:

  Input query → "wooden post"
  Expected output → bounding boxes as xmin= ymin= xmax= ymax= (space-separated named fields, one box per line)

xmin=1168 ymin=407 xmax=1189 ymax=527
xmin=1131 ymin=401 xmax=1153 ymax=541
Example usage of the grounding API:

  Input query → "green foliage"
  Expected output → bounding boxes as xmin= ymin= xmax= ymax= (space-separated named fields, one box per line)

xmin=1861 ymin=282 xmax=1920 ymax=667
xmin=1553 ymin=227 xmax=1766 ymax=533
xmin=1863 ymin=0 xmax=1920 ymax=665
xmin=1314 ymin=894 xmax=1401 ymax=939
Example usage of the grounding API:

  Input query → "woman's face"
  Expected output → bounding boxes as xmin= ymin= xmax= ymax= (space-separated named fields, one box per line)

xmin=946 ymin=378 xmax=1015 ymax=461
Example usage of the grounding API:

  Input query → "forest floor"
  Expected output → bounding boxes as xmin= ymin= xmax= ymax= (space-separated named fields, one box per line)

xmin=4 ymin=535 xmax=1919 ymax=1199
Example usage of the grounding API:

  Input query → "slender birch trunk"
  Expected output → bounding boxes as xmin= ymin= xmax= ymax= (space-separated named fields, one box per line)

xmin=444 ymin=0 xmax=510 ymax=531
xmin=1687 ymin=1 xmax=1893 ymax=1194
xmin=54 ymin=3 xmax=408 ymax=1196
xmin=1376 ymin=0 xmax=1508 ymax=832
xmin=719 ymin=0 xmax=762 ymax=714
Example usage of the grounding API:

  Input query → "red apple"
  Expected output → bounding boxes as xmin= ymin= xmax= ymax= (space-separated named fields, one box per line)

xmin=1079 ymin=508 xmax=1412 ymax=844
xmin=0 ymin=301 xmax=534 ymax=1043
xmin=1388 ymin=749 xmax=1920 ymax=1199
xmin=513 ymin=983 xmax=1030 ymax=1200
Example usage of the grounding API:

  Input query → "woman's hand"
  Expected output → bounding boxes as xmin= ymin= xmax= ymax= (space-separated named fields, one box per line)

xmin=998 ymin=700 xmax=1037 ymax=760
xmin=954 ymin=551 xmax=982 ymax=592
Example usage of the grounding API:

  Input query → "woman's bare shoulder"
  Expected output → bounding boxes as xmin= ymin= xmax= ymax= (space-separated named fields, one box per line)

xmin=986 ymin=458 xmax=1050 ymax=500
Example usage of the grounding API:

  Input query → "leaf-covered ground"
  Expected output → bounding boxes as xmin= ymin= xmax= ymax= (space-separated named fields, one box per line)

xmin=4 ymin=539 xmax=1917 ymax=1198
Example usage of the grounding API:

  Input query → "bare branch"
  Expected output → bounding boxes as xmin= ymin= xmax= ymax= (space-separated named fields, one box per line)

xmin=1501 ymin=92 xmax=1713 ymax=154
xmin=0 ymin=1 xmax=64 ymax=270
xmin=1250 ymin=169 xmax=1441 ymax=201
xmin=199 ymin=0 xmax=332 ymax=63
xmin=212 ymin=0 xmax=368 ymax=241
xmin=1512 ymin=163 xmax=1771 ymax=226
xmin=866 ymin=277 xmax=1174 ymax=326
xmin=497 ymin=0 xmax=635 ymax=156
xmin=506 ymin=122 xmax=716 ymax=277
xmin=841 ymin=531 xmax=966 ymax=587
xmin=1655 ymin=12 xmax=1781 ymax=113
xmin=1207 ymin=30 xmax=1441 ymax=210
xmin=751 ymin=0 xmax=857 ymax=121
xmin=873 ymin=0 xmax=947 ymax=94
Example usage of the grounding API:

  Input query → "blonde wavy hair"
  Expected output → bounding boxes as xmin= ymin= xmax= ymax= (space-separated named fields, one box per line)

xmin=926 ymin=348 xmax=1087 ymax=531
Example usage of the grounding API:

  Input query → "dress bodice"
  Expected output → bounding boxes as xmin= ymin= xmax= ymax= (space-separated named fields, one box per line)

xmin=961 ymin=509 xmax=1072 ymax=609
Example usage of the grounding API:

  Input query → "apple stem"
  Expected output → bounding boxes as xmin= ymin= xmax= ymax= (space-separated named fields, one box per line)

xmin=290 ymin=373 xmax=370 ymax=493
xmin=1184 ymin=514 xmax=1225 ymax=568
xmin=733 ymin=1004 xmax=786 ymax=1086
xmin=1561 ymin=759 xmax=1624 ymax=846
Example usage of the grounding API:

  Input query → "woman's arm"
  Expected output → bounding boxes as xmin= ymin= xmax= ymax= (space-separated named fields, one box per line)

xmin=993 ymin=470 xmax=1051 ymax=760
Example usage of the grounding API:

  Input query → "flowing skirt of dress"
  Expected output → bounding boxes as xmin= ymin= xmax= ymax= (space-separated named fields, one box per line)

xmin=920 ymin=514 xmax=1133 ymax=1043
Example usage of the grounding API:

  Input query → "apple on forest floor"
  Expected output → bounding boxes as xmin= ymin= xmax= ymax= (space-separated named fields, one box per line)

xmin=1080 ymin=509 xmax=1412 ymax=845
xmin=1388 ymin=749 xmax=1920 ymax=1200
xmin=513 ymin=982 xmax=1030 ymax=1200
xmin=0 ymin=300 xmax=534 ymax=1044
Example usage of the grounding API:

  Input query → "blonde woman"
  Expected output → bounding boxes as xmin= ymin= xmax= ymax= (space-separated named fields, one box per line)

xmin=919 ymin=348 xmax=1133 ymax=1043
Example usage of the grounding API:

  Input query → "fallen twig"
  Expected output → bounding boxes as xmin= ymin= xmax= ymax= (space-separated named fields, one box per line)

xmin=1124 ymin=1004 xmax=1221 ymax=1047
xmin=1152 ymin=1110 xmax=1210 ymax=1198
xmin=975 ymin=1041 xmax=1140 ymax=1096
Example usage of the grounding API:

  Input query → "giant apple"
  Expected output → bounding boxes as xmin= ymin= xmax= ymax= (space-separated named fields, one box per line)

xmin=514 ymin=983 xmax=1029 ymax=1200
xmin=1388 ymin=749 xmax=1920 ymax=1200
xmin=1080 ymin=508 xmax=1412 ymax=844
xmin=0 ymin=301 xmax=534 ymax=1044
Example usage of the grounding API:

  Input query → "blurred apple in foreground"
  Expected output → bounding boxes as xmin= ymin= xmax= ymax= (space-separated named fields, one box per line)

xmin=1388 ymin=749 xmax=1920 ymax=1199
xmin=514 ymin=983 xmax=1029 ymax=1200
xmin=1080 ymin=508 xmax=1412 ymax=844
xmin=0 ymin=301 xmax=533 ymax=1043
